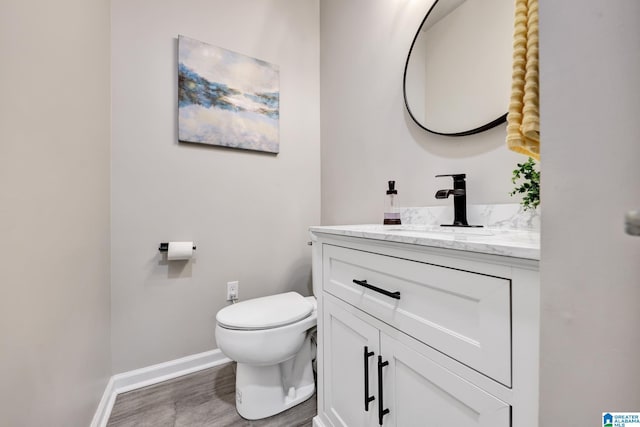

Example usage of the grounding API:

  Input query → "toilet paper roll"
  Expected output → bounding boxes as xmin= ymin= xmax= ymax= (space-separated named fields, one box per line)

xmin=167 ymin=241 xmax=194 ymax=261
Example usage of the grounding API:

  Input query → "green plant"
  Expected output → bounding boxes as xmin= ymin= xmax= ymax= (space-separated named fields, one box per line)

xmin=510 ymin=157 xmax=540 ymax=211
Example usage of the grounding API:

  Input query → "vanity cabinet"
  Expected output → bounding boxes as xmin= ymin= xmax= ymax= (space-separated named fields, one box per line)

xmin=323 ymin=295 xmax=510 ymax=427
xmin=311 ymin=231 xmax=539 ymax=427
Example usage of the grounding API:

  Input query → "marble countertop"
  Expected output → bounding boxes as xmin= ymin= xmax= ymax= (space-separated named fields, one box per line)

xmin=309 ymin=224 xmax=540 ymax=260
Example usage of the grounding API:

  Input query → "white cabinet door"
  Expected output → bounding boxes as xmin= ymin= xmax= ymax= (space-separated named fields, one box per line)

xmin=381 ymin=333 xmax=511 ymax=427
xmin=323 ymin=296 xmax=379 ymax=427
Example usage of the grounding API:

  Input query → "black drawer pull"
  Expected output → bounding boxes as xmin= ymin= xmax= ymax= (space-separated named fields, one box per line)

xmin=353 ymin=279 xmax=401 ymax=300
xmin=377 ymin=356 xmax=390 ymax=425
xmin=364 ymin=346 xmax=375 ymax=411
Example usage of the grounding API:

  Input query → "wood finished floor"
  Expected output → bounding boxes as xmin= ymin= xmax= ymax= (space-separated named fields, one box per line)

xmin=107 ymin=363 xmax=316 ymax=427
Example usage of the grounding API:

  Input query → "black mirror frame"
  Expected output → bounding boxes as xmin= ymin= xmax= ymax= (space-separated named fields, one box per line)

xmin=402 ymin=0 xmax=508 ymax=137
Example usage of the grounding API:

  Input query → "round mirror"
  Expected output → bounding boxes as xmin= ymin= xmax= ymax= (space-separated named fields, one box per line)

xmin=403 ymin=0 xmax=514 ymax=136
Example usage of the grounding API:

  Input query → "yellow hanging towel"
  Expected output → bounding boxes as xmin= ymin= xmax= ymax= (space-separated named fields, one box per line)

xmin=506 ymin=0 xmax=540 ymax=160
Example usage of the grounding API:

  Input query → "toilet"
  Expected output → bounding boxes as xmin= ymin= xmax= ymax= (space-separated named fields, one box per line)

xmin=215 ymin=291 xmax=317 ymax=420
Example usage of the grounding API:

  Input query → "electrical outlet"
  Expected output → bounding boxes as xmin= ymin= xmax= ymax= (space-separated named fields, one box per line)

xmin=227 ymin=281 xmax=239 ymax=301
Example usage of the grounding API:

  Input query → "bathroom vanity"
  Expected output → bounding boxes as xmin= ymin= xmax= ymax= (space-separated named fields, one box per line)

xmin=309 ymin=224 xmax=539 ymax=427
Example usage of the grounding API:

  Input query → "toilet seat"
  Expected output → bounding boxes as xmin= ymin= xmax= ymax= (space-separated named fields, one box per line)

xmin=216 ymin=292 xmax=314 ymax=331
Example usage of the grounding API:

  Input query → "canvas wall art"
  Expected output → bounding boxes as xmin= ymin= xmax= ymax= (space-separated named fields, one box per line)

xmin=178 ymin=35 xmax=280 ymax=153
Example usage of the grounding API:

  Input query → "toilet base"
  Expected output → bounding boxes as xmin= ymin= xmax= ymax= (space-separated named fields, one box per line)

xmin=235 ymin=334 xmax=315 ymax=420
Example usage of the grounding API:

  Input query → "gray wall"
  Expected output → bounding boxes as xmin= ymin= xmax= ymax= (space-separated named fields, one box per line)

xmin=539 ymin=0 xmax=640 ymax=422
xmin=320 ymin=0 xmax=525 ymax=225
xmin=0 ymin=0 xmax=111 ymax=426
xmin=111 ymin=0 xmax=321 ymax=373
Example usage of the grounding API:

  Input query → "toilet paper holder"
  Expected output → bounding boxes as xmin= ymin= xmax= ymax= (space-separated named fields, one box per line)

xmin=159 ymin=242 xmax=197 ymax=252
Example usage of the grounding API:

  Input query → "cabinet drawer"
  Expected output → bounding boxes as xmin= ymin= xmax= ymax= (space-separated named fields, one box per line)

xmin=322 ymin=244 xmax=512 ymax=386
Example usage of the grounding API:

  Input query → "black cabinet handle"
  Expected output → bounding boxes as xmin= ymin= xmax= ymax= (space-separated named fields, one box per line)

xmin=377 ymin=356 xmax=390 ymax=425
xmin=353 ymin=279 xmax=401 ymax=300
xmin=364 ymin=346 xmax=375 ymax=411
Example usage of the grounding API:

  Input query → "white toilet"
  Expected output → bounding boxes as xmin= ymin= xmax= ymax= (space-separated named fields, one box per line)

xmin=215 ymin=291 xmax=317 ymax=420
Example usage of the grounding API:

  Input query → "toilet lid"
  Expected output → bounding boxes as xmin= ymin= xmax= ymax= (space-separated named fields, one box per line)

xmin=216 ymin=292 xmax=314 ymax=330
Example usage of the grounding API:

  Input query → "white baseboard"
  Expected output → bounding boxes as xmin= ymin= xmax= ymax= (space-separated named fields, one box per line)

xmin=90 ymin=349 xmax=231 ymax=427
xmin=90 ymin=376 xmax=116 ymax=427
xmin=313 ymin=415 xmax=329 ymax=427
xmin=110 ymin=349 xmax=231 ymax=395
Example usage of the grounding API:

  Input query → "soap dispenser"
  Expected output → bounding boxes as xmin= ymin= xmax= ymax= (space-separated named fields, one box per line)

xmin=383 ymin=180 xmax=402 ymax=225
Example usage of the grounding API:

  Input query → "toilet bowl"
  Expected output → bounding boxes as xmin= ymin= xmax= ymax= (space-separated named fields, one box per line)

xmin=215 ymin=291 xmax=317 ymax=420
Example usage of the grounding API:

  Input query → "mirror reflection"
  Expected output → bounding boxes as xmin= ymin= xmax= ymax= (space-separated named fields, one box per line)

xmin=404 ymin=0 xmax=514 ymax=136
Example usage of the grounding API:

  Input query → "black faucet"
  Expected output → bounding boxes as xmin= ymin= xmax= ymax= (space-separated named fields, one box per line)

xmin=435 ymin=174 xmax=482 ymax=227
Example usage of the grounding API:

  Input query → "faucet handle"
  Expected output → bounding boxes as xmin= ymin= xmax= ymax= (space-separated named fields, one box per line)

xmin=435 ymin=173 xmax=466 ymax=180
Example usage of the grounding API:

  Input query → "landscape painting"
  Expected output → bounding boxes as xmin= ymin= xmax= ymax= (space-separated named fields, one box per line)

xmin=178 ymin=35 xmax=280 ymax=153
